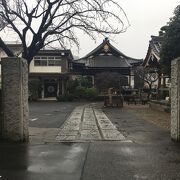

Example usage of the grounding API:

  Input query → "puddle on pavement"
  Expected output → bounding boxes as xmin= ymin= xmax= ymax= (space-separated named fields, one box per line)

xmin=134 ymin=174 xmax=148 ymax=179
xmin=44 ymin=114 xmax=52 ymax=116
xmin=28 ymin=161 xmax=77 ymax=173
xmin=29 ymin=118 xmax=38 ymax=121
xmin=116 ymin=147 xmax=134 ymax=155
xmin=28 ymin=144 xmax=84 ymax=174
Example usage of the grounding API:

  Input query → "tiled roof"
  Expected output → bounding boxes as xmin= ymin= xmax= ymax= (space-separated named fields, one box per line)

xmin=150 ymin=36 xmax=162 ymax=58
xmin=83 ymin=55 xmax=131 ymax=68
xmin=143 ymin=35 xmax=163 ymax=67
xmin=75 ymin=38 xmax=142 ymax=68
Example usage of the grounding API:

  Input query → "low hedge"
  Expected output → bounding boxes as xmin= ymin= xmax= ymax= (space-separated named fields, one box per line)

xmin=57 ymin=87 xmax=98 ymax=102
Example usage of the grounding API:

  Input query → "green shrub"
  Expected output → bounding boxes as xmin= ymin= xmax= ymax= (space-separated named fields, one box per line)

xmin=57 ymin=87 xmax=99 ymax=101
xmin=57 ymin=95 xmax=67 ymax=101
xmin=79 ymin=77 xmax=92 ymax=88
xmin=85 ymin=88 xmax=98 ymax=100
xmin=66 ymin=79 xmax=79 ymax=94
xmin=66 ymin=94 xmax=74 ymax=101
xmin=74 ymin=86 xmax=86 ymax=99
xmin=57 ymin=94 xmax=74 ymax=102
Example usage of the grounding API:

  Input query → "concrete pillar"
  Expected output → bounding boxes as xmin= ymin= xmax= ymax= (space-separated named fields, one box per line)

xmin=41 ymin=78 xmax=45 ymax=99
xmin=61 ymin=79 xmax=65 ymax=95
xmin=171 ymin=57 xmax=180 ymax=141
xmin=1 ymin=57 xmax=29 ymax=142
xmin=129 ymin=69 xmax=134 ymax=88
xmin=57 ymin=78 xmax=60 ymax=97
xmin=92 ymin=76 xmax=95 ymax=87
xmin=129 ymin=75 xmax=131 ymax=87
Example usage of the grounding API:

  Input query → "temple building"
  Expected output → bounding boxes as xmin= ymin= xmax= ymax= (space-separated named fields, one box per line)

xmin=143 ymin=35 xmax=162 ymax=68
xmin=0 ymin=38 xmax=143 ymax=99
xmin=143 ymin=35 xmax=170 ymax=89
xmin=72 ymin=38 xmax=143 ymax=88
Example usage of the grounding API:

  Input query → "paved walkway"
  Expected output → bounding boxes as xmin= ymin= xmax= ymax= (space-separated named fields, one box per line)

xmin=2 ymin=102 xmax=180 ymax=180
xmin=55 ymin=105 xmax=126 ymax=142
xmin=29 ymin=103 xmax=170 ymax=144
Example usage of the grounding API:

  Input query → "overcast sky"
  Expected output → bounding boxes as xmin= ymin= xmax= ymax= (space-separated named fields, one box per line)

xmin=73 ymin=0 xmax=180 ymax=59
xmin=1 ymin=0 xmax=179 ymax=60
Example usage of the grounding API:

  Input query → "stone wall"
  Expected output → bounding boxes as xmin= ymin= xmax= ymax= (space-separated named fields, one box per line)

xmin=1 ymin=57 xmax=29 ymax=141
xmin=171 ymin=57 xmax=180 ymax=141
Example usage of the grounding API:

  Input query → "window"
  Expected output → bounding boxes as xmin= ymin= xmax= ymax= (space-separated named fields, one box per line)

xmin=34 ymin=60 xmax=47 ymax=66
xmin=34 ymin=56 xmax=62 ymax=66
xmin=69 ymin=62 xmax=73 ymax=70
xmin=34 ymin=56 xmax=41 ymax=60
xmin=55 ymin=56 xmax=61 ymax=59
xmin=41 ymin=57 xmax=47 ymax=59
xmin=48 ymin=60 xmax=55 ymax=66
xmin=54 ymin=60 xmax=61 ymax=66
xmin=34 ymin=60 xmax=40 ymax=66
xmin=48 ymin=56 xmax=54 ymax=59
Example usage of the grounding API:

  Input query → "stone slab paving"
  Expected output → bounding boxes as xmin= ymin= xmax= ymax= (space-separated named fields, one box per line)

xmin=93 ymin=108 xmax=126 ymax=141
xmin=80 ymin=107 xmax=101 ymax=140
xmin=56 ymin=106 xmax=84 ymax=141
xmin=56 ymin=104 xmax=126 ymax=142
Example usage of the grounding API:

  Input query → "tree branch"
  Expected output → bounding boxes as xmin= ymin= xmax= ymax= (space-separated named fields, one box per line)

xmin=0 ymin=37 xmax=14 ymax=57
xmin=0 ymin=0 xmax=129 ymax=62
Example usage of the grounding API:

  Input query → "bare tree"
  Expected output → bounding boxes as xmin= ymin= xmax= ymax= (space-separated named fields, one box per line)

xmin=0 ymin=5 xmax=14 ymax=57
xmin=135 ymin=66 xmax=159 ymax=98
xmin=0 ymin=0 xmax=128 ymax=64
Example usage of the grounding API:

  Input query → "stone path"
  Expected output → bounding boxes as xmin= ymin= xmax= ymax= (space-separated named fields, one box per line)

xmin=56 ymin=105 xmax=126 ymax=142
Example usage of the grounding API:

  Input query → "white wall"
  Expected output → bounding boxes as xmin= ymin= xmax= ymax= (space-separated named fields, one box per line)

xmin=29 ymin=59 xmax=62 ymax=73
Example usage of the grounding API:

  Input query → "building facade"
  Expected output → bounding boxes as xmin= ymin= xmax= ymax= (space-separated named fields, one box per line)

xmin=72 ymin=38 xmax=143 ymax=88
xmin=0 ymin=38 xmax=143 ymax=99
xmin=29 ymin=49 xmax=73 ymax=98
xmin=143 ymin=35 xmax=170 ymax=89
xmin=0 ymin=43 xmax=73 ymax=98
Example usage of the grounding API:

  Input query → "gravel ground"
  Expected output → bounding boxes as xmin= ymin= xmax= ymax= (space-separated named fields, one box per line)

xmin=124 ymin=103 xmax=171 ymax=130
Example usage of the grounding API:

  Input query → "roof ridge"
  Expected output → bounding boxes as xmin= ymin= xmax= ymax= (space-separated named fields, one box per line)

xmin=80 ymin=38 xmax=142 ymax=61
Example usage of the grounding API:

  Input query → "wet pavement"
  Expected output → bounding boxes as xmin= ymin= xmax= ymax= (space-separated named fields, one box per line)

xmin=0 ymin=143 xmax=88 ymax=180
xmin=29 ymin=101 xmax=86 ymax=128
xmin=82 ymin=141 xmax=180 ymax=180
xmin=1 ymin=102 xmax=180 ymax=180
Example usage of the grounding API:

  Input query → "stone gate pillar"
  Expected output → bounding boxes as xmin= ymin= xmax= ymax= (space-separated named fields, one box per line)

xmin=1 ymin=57 xmax=29 ymax=142
xmin=171 ymin=57 xmax=180 ymax=141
